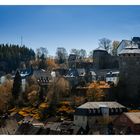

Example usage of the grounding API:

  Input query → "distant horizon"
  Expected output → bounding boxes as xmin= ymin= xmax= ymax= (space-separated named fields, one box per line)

xmin=0 ymin=5 xmax=140 ymax=56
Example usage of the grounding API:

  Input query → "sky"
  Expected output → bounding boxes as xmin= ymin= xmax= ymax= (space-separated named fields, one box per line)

xmin=0 ymin=5 xmax=140 ymax=56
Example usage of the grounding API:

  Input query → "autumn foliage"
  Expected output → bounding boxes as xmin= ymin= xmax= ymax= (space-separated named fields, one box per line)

xmin=86 ymin=82 xmax=105 ymax=101
xmin=0 ymin=80 xmax=13 ymax=112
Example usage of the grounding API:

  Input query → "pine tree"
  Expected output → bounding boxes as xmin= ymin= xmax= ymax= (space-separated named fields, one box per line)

xmin=12 ymin=70 xmax=22 ymax=101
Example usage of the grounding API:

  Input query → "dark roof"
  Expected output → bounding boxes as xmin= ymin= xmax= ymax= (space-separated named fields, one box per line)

xmin=66 ymin=68 xmax=79 ymax=77
xmin=33 ymin=69 xmax=52 ymax=80
xmin=68 ymin=54 xmax=77 ymax=61
xmin=15 ymin=122 xmax=41 ymax=135
xmin=132 ymin=37 xmax=140 ymax=45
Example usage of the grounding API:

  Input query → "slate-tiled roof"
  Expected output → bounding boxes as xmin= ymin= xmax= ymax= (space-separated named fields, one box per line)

xmin=33 ymin=69 xmax=52 ymax=80
xmin=15 ymin=123 xmax=41 ymax=135
xmin=75 ymin=102 xmax=127 ymax=116
xmin=78 ymin=102 xmax=125 ymax=109
xmin=119 ymin=43 xmax=140 ymax=55
xmin=66 ymin=68 xmax=79 ymax=77
xmin=68 ymin=54 xmax=77 ymax=61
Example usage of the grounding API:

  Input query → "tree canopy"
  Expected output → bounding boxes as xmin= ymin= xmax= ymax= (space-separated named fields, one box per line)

xmin=0 ymin=44 xmax=35 ymax=72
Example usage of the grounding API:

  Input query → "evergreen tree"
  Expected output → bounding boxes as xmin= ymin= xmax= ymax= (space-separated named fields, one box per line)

xmin=12 ymin=70 xmax=22 ymax=101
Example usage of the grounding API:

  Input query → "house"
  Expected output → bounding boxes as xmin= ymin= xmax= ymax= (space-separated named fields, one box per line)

xmin=77 ymin=68 xmax=86 ymax=77
xmin=117 ymin=40 xmax=131 ymax=55
xmin=74 ymin=101 xmax=127 ymax=133
xmin=0 ymin=75 xmax=6 ymax=84
xmin=89 ymin=70 xmax=96 ymax=81
xmin=106 ymin=71 xmax=120 ymax=85
xmin=113 ymin=112 xmax=140 ymax=134
xmin=68 ymin=54 xmax=78 ymax=68
xmin=33 ymin=69 xmax=52 ymax=86
xmin=12 ymin=66 xmax=33 ymax=92
xmin=45 ymin=121 xmax=74 ymax=135
xmin=117 ymin=37 xmax=140 ymax=55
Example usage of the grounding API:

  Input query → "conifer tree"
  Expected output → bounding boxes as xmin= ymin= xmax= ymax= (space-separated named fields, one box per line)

xmin=12 ymin=70 xmax=22 ymax=101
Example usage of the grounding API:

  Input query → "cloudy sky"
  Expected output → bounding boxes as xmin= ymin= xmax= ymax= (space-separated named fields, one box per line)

xmin=0 ymin=6 xmax=140 ymax=55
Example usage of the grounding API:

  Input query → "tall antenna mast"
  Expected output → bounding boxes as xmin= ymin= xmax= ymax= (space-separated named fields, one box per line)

xmin=21 ymin=36 xmax=23 ymax=47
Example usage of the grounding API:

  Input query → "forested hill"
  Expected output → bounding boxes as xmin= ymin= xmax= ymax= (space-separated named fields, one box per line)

xmin=0 ymin=44 xmax=35 ymax=73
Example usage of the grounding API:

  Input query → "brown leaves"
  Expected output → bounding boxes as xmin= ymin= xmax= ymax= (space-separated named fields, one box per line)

xmin=86 ymin=82 xmax=105 ymax=101
xmin=47 ymin=58 xmax=58 ymax=70
xmin=27 ymin=90 xmax=38 ymax=105
xmin=0 ymin=80 xmax=13 ymax=112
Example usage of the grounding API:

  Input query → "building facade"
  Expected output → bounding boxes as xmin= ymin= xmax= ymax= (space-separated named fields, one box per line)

xmin=74 ymin=101 xmax=127 ymax=133
xmin=118 ymin=42 xmax=140 ymax=105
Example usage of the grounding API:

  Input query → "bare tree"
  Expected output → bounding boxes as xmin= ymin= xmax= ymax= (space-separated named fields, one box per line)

xmin=79 ymin=49 xmax=87 ymax=59
xmin=56 ymin=47 xmax=68 ymax=64
xmin=70 ymin=48 xmax=87 ymax=59
xmin=36 ymin=47 xmax=48 ymax=58
xmin=70 ymin=49 xmax=79 ymax=55
xmin=99 ymin=38 xmax=111 ymax=52
xmin=112 ymin=41 xmax=120 ymax=56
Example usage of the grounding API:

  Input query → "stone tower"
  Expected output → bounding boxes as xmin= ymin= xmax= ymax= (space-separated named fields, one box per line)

xmin=93 ymin=47 xmax=109 ymax=70
xmin=118 ymin=42 xmax=140 ymax=105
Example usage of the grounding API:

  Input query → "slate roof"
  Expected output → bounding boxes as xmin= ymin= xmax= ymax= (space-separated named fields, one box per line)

xmin=124 ymin=112 xmax=140 ymax=124
xmin=75 ymin=102 xmax=127 ymax=116
xmin=68 ymin=54 xmax=77 ymax=61
xmin=78 ymin=102 xmax=125 ymax=109
xmin=33 ymin=69 xmax=52 ymax=80
xmin=119 ymin=43 xmax=140 ymax=55
xmin=66 ymin=68 xmax=79 ymax=77
xmin=15 ymin=122 xmax=41 ymax=135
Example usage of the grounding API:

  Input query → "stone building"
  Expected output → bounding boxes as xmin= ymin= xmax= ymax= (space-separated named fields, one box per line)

xmin=74 ymin=102 xmax=127 ymax=129
xmin=118 ymin=42 xmax=140 ymax=105
xmin=93 ymin=47 xmax=119 ymax=70
xmin=74 ymin=101 xmax=127 ymax=134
